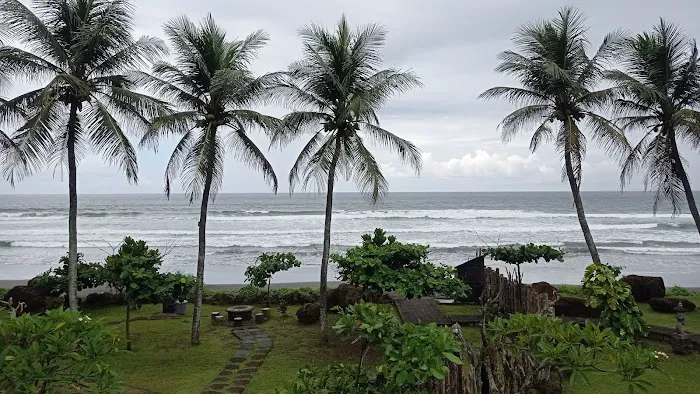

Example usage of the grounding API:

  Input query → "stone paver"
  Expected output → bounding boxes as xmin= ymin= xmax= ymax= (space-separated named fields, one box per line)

xmin=201 ymin=327 xmax=273 ymax=393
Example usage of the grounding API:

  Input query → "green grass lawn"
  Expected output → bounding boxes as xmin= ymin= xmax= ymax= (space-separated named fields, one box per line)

xmin=565 ymin=343 xmax=700 ymax=394
xmin=83 ymin=304 xmax=237 ymax=394
xmin=438 ymin=303 xmax=481 ymax=316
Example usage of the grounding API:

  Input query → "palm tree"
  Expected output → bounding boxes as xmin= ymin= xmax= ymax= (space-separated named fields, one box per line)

xmin=0 ymin=0 xmax=167 ymax=310
xmin=271 ymin=16 xmax=422 ymax=336
xmin=136 ymin=15 xmax=279 ymax=345
xmin=479 ymin=7 xmax=629 ymax=264
xmin=607 ymin=20 xmax=700 ymax=235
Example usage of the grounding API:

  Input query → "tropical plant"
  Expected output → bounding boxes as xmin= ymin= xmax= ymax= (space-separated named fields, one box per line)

xmin=489 ymin=313 xmax=661 ymax=394
xmin=607 ymin=20 xmax=700 ymax=235
xmin=136 ymin=14 xmax=279 ymax=345
xmin=104 ymin=237 xmax=166 ymax=351
xmin=0 ymin=0 xmax=167 ymax=311
xmin=479 ymin=7 xmax=630 ymax=264
xmin=333 ymin=229 xmax=470 ymax=300
xmin=245 ymin=252 xmax=302 ymax=306
xmin=159 ymin=271 xmax=196 ymax=303
xmin=581 ymin=263 xmax=648 ymax=340
xmin=270 ymin=16 xmax=422 ymax=336
xmin=484 ymin=243 xmax=564 ymax=282
xmin=0 ymin=309 xmax=121 ymax=393
xmin=27 ymin=253 xmax=105 ymax=297
xmin=667 ymin=285 xmax=696 ymax=297
xmin=333 ymin=302 xmax=400 ymax=383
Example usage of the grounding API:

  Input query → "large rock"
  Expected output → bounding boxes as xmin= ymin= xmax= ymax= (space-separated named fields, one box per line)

xmin=327 ymin=284 xmax=363 ymax=310
xmin=531 ymin=282 xmax=557 ymax=299
xmin=648 ymin=297 xmax=697 ymax=313
xmin=296 ymin=302 xmax=321 ymax=325
xmin=3 ymin=286 xmax=50 ymax=314
xmin=554 ymin=296 xmax=601 ymax=319
xmin=621 ymin=275 xmax=665 ymax=302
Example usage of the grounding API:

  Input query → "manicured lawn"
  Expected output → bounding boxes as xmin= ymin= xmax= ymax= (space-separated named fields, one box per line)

xmin=566 ymin=343 xmax=700 ymax=394
xmin=438 ymin=303 xmax=481 ymax=316
xmin=84 ymin=304 xmax=237 ymax=394
xmin=639 ymin=295 xmax=700 ymax=334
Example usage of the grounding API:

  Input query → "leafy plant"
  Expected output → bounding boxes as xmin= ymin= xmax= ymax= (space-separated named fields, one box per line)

xmin=202 ymin=287 xmax=319 ymax=306
xmin=334 ymin=229 xmax=470 ymax=300
xmin=276 ymin=364 xmax=389 ymax=394
xmin=328 ymin=302 xmax=461 ymax=392
xmin=484 ymin=243 xmax=564 ymax=283
xmin=667 ymin=286 xmax=695 ymax=297
xmin=104 ymin=237 xmax=166 ymax=350
xmin=557 ymin=284 xmax=584 ymax=296
xmin=278 ymin=299 xmax=289 ymax=316
xmin=0 ymin=309 xmax=121 ymax=393
xmin=333 ymin=302 xmax=400 ymax=383
xmin=489 ymin=313 xmax=661 ymax=393
xmin=27 ymin=253 xmax=106 ymax=298
xmin=245 ymin=253 xmax=302 ymax=306
xmin=160 ymin=272 xmax=197 ymax=303
xmin=581 ymin=264 xmax=649 ymax=340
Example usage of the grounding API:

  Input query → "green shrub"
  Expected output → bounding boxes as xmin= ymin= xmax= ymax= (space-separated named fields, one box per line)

xmin=202 ymin=287 xmax=320 ymax=306
xmin=27 ymin=253 xmax=106 ymax=297
xmin=245 ymin=252 xmax=302 ymax=306
xmin=556 ymin=284 xmax=583 ymax=296
xmin=104 ymin=237 xmax=166 ymax=351
xmin=582 ymin=264 xmax=648 ymax=339
xmin=334 ymin=229 xmax=469 ymax=299
xmin=159 ymin=272 xmax=197 ymax=303
xmin=277 ymin=364 xmax=390 ymax=394
xmin=0 ymin=288 xmax=7 ymax=300
xmin=489 ymin=313 xmax=662 ymax=394
xmin=0 ymin=309 xmax=121 ymax=393
xmin=667 ymin=285 xmax=695 ymax=297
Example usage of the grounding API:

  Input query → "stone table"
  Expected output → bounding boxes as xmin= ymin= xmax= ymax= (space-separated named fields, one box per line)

xmin=226 ymin=305 xmax=255 ymax=322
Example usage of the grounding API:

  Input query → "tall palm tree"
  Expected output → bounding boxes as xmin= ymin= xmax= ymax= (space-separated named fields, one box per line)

xmin=271 ymin=16 xmax=422 ymax=336
xmin=607 ymin=20 xmax=700 ymax=235
xmin=136 ymin=15 xmax=279 ymax=345
xmin=479 ymin=7 xmax=629 ymax=264
xmin=0 ymin=0 xmax=167 ymax=310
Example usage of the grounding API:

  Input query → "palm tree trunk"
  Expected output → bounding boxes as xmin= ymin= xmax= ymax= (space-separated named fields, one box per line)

xmin=670 ymin=136 xmax=700 ymax=236
xmin=564 ymin=148 xmax=601 ymax=264
xmin=67 ymin=102 xmax=79 ymax=311
xmin=191 ymin=127 xmax=216 ymax=345
xmin=319 ymin=137 xmax=342 ymax=340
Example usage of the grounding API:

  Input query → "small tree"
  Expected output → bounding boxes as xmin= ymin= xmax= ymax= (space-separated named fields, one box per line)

xmin=245 ymin=253 xmax=301 ymax=306
xmin=484 ymin=243 xmax=564 ymax=284
xmin=104 ymin=237 xmax=165 ymax=351
xmin=333 ymin=229 xmax=469 ymax=299
xmin=27 ymin=253 xmax=105 ymax=297
xmin=0 ymin=309 xmax=121 ymax=393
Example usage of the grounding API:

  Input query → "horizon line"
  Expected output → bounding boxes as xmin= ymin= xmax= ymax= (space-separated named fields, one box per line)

xmin=0 ymin=190 xmax=670 ymax=196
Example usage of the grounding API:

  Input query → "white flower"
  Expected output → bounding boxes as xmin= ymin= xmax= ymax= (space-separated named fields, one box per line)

xmin=78 ymin=317 xmax=83 ymax=322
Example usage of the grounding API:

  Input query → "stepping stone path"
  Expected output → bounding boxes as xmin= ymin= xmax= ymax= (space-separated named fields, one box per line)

xmin=201 ymin=327 xmax=273 ymax=394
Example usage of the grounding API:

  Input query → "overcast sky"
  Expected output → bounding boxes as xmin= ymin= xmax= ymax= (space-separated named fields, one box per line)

xmin=1 ymin=0 xmax=699 ymax=194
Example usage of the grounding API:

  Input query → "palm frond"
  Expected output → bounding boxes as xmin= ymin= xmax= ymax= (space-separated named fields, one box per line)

xmin=85 ymin=101 xmax=138 ymax=183
xmin=497 ymin=105 xmax=552 ymax=143
xmin=361 ymin=123 xmax=422 ymax=174
xmin=584 ymin=112 xmax=631 ymax=160
xmin=164 ymin=130 xmax=193 ymax=198
xmin=227 ymin=122 xmax=278 ymax=193
xmin=87 ymin=35 xmax=167 ymax=77
xmin=347 ymin=134 xmax=388 ymax=203
xmin=478 ymin=87 xmax=551 ymax=106
xmin=0 ymin=0 xmax=69 ymax=65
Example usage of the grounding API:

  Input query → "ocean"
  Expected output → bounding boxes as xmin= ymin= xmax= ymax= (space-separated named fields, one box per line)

xmin=1 ymin=192 xmax=699 ymax=286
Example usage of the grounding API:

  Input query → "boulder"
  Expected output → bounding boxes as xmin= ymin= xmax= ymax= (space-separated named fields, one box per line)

xmin=3 ymin=286 xmax=50 ymax=314
xmin=327 ymin=284 xmax=363 ymax=310
xmin=621 ymin=275 xmax=665 ymax=302
xmin=531 ymin=282 xmax=557 ymax=299
xmin=83 ymin=292 xmax=125 ymax=307
xmin=554 ymin=296 xmax=601 ymax=319
xmin=648 ymin=297 xmax=697 ymax=314
xmin=296 ymin=302 xmax=321 ymax=325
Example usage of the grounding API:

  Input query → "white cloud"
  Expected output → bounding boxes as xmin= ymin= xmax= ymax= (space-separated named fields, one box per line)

xmin=420 ymin=150 xmax=553 ymax=178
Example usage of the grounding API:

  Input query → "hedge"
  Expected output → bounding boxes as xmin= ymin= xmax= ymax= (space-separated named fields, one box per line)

xmin=202 ymin=286 xmax=319 ymax=306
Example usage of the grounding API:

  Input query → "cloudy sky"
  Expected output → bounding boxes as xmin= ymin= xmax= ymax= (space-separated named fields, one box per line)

xmin=1 ymin=0 xmax=699 ymax=194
